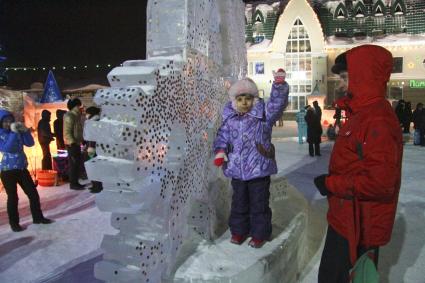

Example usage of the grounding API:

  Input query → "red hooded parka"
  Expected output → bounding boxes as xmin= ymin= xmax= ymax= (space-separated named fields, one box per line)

xmin=325 ymin=45 xmax=403 ymax=264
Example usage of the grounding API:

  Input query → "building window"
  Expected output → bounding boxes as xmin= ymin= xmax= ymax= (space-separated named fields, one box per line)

xmin=394 ymin=3 xmax=403 ymax=15
xmin=394 ymin=15 xmax=406 ymax=32
xmin=254 ymin=62 xmax=265 ymax=75
xmin=248 ymin=62 xmax=253 ymax=76
xmin=255 ymin=15 xmax=262 ymax=23
xmin=284 ymin=18 xmax=311 ymax=111
xmin=392 ymin=57 xmax=403 ymax=73
xmin=375 ymin=5 xmax=383 ymax=16
xmin=374 ymin=15 xmax=385 ymax=26
xmin=388 ymin=86 xmax=403 ymax=100
xmin=299 ymin=95 xmax=306 ymax=108
xmin=287 ymin=95 xmax=308 ymax=111
xmin=336 ymin=9 xmax=345 ymax=19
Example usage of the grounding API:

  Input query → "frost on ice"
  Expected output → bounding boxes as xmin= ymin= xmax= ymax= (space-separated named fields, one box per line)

xmin=83 ymin=0 xmax=247 ymax=282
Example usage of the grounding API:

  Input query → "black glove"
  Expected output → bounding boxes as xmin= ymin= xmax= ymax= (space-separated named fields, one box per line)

xmin=314 ymin=174 xmax=329 ymax=196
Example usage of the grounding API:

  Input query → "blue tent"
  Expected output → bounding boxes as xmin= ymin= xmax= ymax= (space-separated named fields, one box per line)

xmin=41 ymin=70 xmax=62 ymax=103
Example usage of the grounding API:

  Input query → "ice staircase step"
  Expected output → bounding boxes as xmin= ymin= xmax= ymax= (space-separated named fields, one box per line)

xmin=84 ymin=157 xmax=138 ymax=184
xmin=101 ymin=233 xmax=168 ymax=267
xmin=83 ymin=119 xmax=138 ymax=146
xmin=94 ymin=86 xmax=155 ymax=107
xmin=107 ymin=61 xmax=182 ymax=88
xmin=173 ymin=177 xmax=309 ymax=283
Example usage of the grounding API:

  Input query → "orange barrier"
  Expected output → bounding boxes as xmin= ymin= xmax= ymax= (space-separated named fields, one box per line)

xmin=37 ymin=170 xmax=58 ymax=187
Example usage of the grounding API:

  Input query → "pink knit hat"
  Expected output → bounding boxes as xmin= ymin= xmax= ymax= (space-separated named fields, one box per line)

xmin=228 ymin=77 xmax=259 ymax=99
xmin=272 ymin=68 xmax=286 ymax=77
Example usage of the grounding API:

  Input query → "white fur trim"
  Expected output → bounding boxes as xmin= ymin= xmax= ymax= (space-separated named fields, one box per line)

xmin=273 ymin=70 xmax=286 ymax=77
xmin=10 ymin=122 xmax=18 ymax=133
xmin=215 ymin=151 xmax=228 ymax=162
xmin=228 ymin=78 xmax=258 ymax=99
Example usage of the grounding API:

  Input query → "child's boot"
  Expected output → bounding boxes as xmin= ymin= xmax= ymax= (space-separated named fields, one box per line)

xmin=248 ymin=238 xmax=266 ymax=248
xmin=230 ymin=234 xmax=248 ymax=245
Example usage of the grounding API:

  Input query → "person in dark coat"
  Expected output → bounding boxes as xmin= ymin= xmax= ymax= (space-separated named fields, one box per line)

xmin=0 ymin=109 xmax=53 ymax=232
xmin=395 ymin=99 xmax=405 ymax=127
xmin=37 ymin=110 xmax=54 ymax=170
xmin=305 ymin=105 xmax=322 ymax=156
xmin=333 ymin=106 xmax=342 ymax=129
xmin=84 ymin=106 xmax=103 ymax=193
xmin=402 ymin=101 xmax=412 ymax=134
xmin=314 ymin=45 xmax=403 ymax=283
xmin=412 ymin=103 xmax=425 ymax=146
xmin=53 ymin=109 xmax=66 ymax=150
xmin=313 ymin=100 xmax=322 ymax=122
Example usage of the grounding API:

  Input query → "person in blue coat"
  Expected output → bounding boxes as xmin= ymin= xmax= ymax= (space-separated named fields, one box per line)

xmin=0 ymin=109 xmax=53 ymax=232
xmin=296 ymin=108 xmax=307 ymax=144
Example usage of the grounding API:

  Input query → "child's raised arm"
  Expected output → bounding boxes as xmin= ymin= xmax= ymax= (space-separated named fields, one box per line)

xmin=265 ymin=69 xmax=289 ymax=126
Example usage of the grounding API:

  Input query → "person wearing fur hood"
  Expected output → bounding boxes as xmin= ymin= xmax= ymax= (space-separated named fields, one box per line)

xmin=213 ymin=70 xmax=289 ymax=248
xmin=0 ymin=109 xmax=53 ymax=232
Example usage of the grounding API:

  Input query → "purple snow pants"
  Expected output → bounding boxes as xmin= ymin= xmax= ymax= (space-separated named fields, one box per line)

xmin=229 ymin=176 xmax=272 ymax=240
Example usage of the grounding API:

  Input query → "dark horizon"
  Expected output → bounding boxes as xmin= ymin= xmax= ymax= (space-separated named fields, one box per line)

xmin=0 ymin=0 xmax=148 ymax=88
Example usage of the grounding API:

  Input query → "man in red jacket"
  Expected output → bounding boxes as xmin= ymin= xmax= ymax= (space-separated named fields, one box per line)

xmin=314 ymin=45 xmax=403 ymax=282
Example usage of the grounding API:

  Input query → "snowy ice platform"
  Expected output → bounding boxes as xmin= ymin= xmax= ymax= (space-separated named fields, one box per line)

xmin=174 ymin=176 xmax=309 ymax=283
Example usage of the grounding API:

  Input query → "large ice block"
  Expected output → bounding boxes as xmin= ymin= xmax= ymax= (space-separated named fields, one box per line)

xmin=87 ymin=0 xmax=247 ymax=282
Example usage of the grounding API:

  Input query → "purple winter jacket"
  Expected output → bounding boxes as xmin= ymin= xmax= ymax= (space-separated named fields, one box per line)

xmin=213 ymin=82 xmax=289 ymax=181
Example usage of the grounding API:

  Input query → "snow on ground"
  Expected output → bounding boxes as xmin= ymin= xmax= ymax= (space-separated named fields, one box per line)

xmin=0 ymin=182 xmax=117 ymax=283
xmin=0 ymin=126 xmax=424 ymax=283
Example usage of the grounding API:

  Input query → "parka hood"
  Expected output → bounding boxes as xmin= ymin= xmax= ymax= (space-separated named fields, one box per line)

xmin=0 ymin=109 xmax=14 ymax=128
xmin=41 ymin=109 xmax=51 ymax=120
xmin=344 ymin=45 xmax=393 ymax=113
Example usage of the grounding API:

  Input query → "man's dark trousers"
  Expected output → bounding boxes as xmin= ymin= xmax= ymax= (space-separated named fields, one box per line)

xmin=309 ymin=142 xmax=320 ymax=156
xmin=229 ymin=176 xmax=271 ymax=240
xmin=67 ymin=143 xmax=81 ymax=187
xmin=40 ymin=143 xmax=52 ymax=170
xmin=318 ymin=225 xmax=379 ymax=283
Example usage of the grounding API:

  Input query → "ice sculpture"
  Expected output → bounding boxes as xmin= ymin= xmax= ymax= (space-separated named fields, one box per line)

xmin=84 ymin=0 xmax=247 ymax=282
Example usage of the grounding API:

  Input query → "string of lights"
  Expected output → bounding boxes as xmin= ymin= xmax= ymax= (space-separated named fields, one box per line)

xmin=3 ymin=64 xmax=117 ymax=71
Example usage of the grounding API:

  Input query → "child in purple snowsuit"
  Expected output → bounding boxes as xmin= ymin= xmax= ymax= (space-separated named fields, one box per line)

xmin=213 ymin=72 xmax=289 ymax=248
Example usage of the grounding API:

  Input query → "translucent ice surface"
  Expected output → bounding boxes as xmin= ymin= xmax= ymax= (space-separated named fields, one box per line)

xmin=85 ymin=0 xmax=247 ymax=282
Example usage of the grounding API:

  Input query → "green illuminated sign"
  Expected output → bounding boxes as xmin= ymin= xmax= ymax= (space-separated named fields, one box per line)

xmin=410 ymin=80 xmax=425 ymax=89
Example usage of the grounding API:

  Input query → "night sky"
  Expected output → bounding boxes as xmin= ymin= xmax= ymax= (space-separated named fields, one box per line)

xmin=0 ymin=0 xmax=148 ymax=88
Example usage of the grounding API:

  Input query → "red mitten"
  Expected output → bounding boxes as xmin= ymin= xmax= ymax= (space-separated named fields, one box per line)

xmin=214 ymin=150 xmax=227 ymax=167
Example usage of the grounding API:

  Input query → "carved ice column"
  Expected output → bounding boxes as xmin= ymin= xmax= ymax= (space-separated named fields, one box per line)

xmin=83 ymin=1 xmax=247 ymax=282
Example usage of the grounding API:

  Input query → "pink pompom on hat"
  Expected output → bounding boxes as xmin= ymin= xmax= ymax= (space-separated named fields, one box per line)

xmin=228 ymin=77 xmax=259 ymax=99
